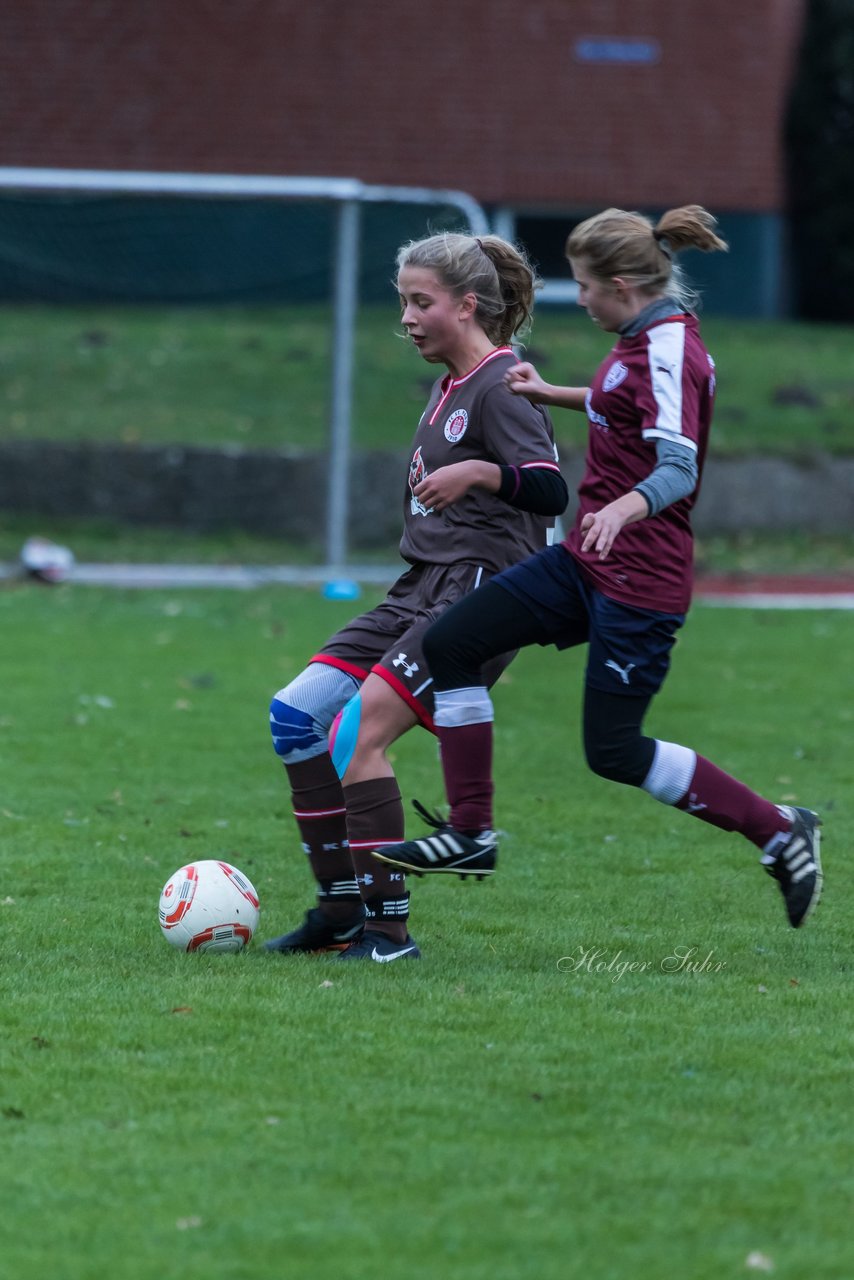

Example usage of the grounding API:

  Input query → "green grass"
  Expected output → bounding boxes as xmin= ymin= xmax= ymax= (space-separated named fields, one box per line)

xmin=0 ymin=511 xmax=336 ymax=567
xmin=694 ymin=531 xmax=854 ymax=576
xmin=3 ymin=511 xmax=854 ymax=576
xmin=2 ymin=303 xmax=853 ymax=455
xmin=1 ymin=585 xmax=851 ymax=1279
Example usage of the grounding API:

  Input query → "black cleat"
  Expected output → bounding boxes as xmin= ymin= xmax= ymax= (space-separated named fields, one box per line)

xmin=263 ymin=906 xmax=365 ymax=954
xmin=337 ymin=930 xmax=421 ymax=962
xmin=765 ymin=806 xmax=823 ymax=927
xmin=372 ymin=801 xmax=497 ymax=880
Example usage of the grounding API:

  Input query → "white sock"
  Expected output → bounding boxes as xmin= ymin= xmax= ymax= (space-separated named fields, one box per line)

xmin=641 ymin=740 xmax=697 ymax=805
xmin=433 ymin=687 xmax=494 ymax=728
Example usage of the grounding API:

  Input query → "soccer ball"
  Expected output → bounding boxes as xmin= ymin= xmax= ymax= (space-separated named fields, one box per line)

xmin=158 ymin=860 xmax=260 ymax=953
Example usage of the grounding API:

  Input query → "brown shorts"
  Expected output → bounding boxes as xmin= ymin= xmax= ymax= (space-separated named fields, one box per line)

xmin=312 ymin=561 xmax=515 ymax=730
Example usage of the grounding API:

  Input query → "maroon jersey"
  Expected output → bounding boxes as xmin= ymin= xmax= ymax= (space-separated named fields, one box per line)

xmin=565 ymin=314 xmax=716 ymax=613
xmin=400 ymin=347 xmax=561 ymax=574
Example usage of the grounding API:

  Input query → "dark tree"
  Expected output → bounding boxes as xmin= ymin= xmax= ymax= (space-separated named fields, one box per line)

xmin=786 ymin=0 xmax=854 ymax=320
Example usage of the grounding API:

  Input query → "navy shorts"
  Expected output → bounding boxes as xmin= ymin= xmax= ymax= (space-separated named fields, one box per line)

xmin=495 ymin=544 xmax=685 ymax=697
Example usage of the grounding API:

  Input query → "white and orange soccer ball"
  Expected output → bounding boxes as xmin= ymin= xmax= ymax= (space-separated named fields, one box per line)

xmin=158 ymin=860 xmax=260 ymax=953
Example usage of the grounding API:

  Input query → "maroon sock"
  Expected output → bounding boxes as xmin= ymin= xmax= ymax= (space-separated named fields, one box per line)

xmin=285 ymin=755 xmax=359 ymax=922
xmin=436 ymin=722 xmax=494 ymax=832
xmin=343 ymin=776 xmax=408 ymax=943
xmin=675 ymin=754 xmax=791 ymax=850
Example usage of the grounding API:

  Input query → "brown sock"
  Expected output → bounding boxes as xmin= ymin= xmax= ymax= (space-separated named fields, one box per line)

xmin=343 ymin=776 xmax=409 ymax=943
xmin=285 ymin=754 xmax=361 ymax=923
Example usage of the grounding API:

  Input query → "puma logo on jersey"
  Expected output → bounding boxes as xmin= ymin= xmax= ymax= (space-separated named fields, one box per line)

xmin=605 ymin=659 xmax=636 ymax=685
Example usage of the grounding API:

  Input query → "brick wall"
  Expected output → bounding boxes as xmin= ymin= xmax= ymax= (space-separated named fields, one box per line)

xmin=1 ymin=0 xmax=804 ymax=213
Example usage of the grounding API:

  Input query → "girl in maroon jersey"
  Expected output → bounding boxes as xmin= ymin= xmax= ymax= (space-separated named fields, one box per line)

xmin=375 ymin=207 xmax=823 ymax=930
xmin=264 ymin=231 xmax=567 ymax=961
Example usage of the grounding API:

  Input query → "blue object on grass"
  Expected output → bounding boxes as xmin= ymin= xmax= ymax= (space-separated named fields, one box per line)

xmin=323 ymin=579 xmax=361 ymax=600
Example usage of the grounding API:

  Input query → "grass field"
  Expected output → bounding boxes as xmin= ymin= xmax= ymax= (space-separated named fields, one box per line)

xmin=3 ymin=511 xmax=854 ymax=578
xmin=2 ymin=302 xmax=854 ymax=456
xmin=1 ymin=582 xmax=851 ymax=1279
xmin=3 ymin=302 xmax=853 ymax=581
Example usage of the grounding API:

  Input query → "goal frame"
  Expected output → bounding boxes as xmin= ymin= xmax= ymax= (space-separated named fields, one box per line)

xmin=0 ymin=165 xmax=489 ymax=574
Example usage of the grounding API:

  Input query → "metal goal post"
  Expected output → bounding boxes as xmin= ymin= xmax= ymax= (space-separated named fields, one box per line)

xmin=0 ymin=166 xmax=490 ymax=575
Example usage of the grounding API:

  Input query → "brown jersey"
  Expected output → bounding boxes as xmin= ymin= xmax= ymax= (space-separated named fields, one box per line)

xmin=399 ymin=347 xmax=561 ymax=574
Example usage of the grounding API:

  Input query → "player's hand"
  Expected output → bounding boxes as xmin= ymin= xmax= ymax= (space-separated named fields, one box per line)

xmin=413 ymin=461 xmax=495 ymax=512
xmin=580 ymin=493 xmax=649 ymax=559
xmin=580 ymin=509 xmax=625 ymax=559
xmin=504 ymin=362 xmax=549 ymax=403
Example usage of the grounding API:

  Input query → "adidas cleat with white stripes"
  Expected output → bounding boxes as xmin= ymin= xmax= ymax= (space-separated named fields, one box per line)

xmin=372 ymin=800 xmax=497 ymax=880
xmin=372 ymin=826 xmax=497 ymax=880
xmin=765 ymin=806 xmax=823 ymax=927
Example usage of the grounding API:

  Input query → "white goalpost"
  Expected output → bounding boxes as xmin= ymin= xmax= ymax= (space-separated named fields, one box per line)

xmin=0 ymin=166 xmax=490 ymax=578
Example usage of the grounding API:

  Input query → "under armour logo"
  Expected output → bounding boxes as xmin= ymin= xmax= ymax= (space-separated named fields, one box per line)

xmin=604 ymin=659 xmax=636 ymax=686
xmin=686 ymin=793 xmax=707 ymax=813
xmin=392 ymin=652 xmax=420 ymax=679
xmin=357 ymin=872 xmax=374 ymax=886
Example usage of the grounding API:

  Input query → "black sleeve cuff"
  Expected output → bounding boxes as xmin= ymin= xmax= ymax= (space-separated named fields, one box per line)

xmin=497 ymin=465 xmax=569 ymax=515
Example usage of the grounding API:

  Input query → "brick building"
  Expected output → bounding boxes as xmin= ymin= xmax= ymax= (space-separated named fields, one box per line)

xmin=0 ymin=0 xmax=806 ymax=314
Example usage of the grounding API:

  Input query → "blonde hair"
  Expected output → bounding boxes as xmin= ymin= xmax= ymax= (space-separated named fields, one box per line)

xmin=566 ymin=205 xmax=728 ymax=310
xmin=396 ymin=232 xmax=539 ymax=344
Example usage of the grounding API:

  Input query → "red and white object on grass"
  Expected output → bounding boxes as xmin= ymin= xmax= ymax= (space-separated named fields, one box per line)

xmin=20 ymin=536 xmax=75 ymax=583
xmin=158 ymin=860 xmax=260 ymax=953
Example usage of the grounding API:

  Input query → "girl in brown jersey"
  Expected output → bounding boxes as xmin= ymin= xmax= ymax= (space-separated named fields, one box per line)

xmin=375 ymin=207 xmax=823 ymax=932
xmin=264 ymin=231 xmax=567 ymax=961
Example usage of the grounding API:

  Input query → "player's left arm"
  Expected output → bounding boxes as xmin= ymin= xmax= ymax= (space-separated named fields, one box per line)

xmin=473 ymin=381 xmax=569 ymax=514
xmin=413 ymin=383 xmax=568 ymax=515
xmin=633 ymin=436 xmax=698 ymax=515
xmin=631 ymin=339 xmax=703 ymax=517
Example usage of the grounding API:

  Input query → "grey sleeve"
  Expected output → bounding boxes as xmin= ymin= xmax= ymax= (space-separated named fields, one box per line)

xmin=633 ymin=437 xmax=699 ymax=516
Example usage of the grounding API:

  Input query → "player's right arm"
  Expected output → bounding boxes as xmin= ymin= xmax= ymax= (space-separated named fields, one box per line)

xmin=505 ymin=362 xmax=589 ymax=412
